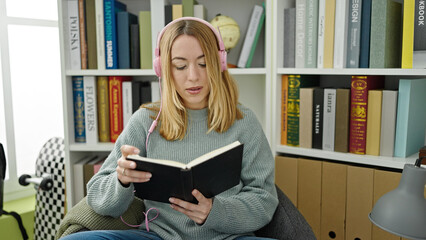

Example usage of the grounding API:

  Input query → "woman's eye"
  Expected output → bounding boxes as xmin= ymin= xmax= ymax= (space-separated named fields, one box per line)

xmin=199 ymin=63 xmax=206 ymax=67
xmin=176 ymin=65 xmax=186 ymax=70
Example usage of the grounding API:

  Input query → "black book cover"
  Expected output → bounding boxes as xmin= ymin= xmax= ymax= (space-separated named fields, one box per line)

xmin=131 ymin=81 xmax=142 ymax=113
xmin=127 ymin=141 xmax=244 ymax=204
xmin=130 ymin=23 xmax=140 ymax=69
xmin=312 ymin=88 xmax=324 ymax=149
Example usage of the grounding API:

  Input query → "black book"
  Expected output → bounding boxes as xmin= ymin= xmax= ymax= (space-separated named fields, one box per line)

xmin=312 ymin=88 xmax=324 ymax=149
xmin=127 ymin=141 xmax=244 ymax=204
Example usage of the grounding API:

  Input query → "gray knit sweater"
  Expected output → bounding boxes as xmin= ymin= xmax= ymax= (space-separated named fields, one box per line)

xmin=87 ymin=105 xmax=278 ymax=240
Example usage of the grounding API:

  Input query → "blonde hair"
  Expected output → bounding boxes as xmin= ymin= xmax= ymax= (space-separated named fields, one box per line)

xmin=145 ymin=19 xmax=243 ymax=141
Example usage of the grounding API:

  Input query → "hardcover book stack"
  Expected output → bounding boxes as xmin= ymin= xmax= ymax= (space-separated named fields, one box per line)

xmin=280 ymin=75 xmax=426 ymax=158
xmin=282 ymin=0 xmax=426 ymax=69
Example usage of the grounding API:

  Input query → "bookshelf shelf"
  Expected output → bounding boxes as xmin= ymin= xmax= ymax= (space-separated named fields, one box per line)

xmin=277 ymin=68 xmax=426 ymax=76
xmin=69 ymin=143 xmax=114 ymax=152
xmin=66 ymin=68 xmax=267 ymax=76
xmin=275 ymin=145 xmax=418 ymax=170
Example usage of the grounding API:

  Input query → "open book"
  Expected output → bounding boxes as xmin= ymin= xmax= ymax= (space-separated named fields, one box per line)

xmin=126 ymin=141 xmax=244 ymax=203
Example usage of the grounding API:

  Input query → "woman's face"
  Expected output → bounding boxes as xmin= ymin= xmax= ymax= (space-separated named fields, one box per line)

xmin=170 ymin=34 xmax=210 ymax=110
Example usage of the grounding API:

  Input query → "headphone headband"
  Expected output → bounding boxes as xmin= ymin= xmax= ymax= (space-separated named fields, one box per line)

xmin=153 ymin=17 xmax=228 ymax=77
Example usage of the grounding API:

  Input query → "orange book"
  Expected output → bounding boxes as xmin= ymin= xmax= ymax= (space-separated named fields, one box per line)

xmin=108 ymin=76 xmax=131 ymax=142
xmin=78 ymin=0 xmax=88 ymax=69
xmin=349 ymin=76 xmax=384 ymax=154
xmin=281 ymin=75 xmax=288 ymax=145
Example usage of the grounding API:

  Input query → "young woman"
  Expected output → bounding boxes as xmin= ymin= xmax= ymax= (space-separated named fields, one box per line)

xmin=62 ymin=17 xmax=278 ymax=240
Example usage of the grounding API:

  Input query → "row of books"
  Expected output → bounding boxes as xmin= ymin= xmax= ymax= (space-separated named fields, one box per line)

xmin=72 ymin=76 xmax=159 ymax=144
xmin=280 ymin=75 xmax=426 ymax=158
xmin=283 ymin=0 xmax=426 ymax=69
xmin=66 ymin=0 xmax=208 ymax=70
xmin=73 ymin=154 xmax=106 ymax=201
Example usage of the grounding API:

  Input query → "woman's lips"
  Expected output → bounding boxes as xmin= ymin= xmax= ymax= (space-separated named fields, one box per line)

xmin=186 ymin=86 xmax=202 ymax=94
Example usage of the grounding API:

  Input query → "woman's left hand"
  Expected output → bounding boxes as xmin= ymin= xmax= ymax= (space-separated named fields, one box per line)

xmin=169 ymin=189 xmax=213 ymax=224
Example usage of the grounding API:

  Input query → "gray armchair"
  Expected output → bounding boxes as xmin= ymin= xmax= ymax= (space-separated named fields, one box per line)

xmin=56 ymin=185 xmax=316 ymax=240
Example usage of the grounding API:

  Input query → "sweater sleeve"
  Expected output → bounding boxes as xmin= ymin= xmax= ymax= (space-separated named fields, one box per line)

xmin=86 ymin=109 xmax=151 ymax=218
xmin=200 ymin=109 xmax=278 ymax=234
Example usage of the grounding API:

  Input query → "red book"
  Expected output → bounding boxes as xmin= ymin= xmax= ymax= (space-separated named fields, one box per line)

xmin=109 ymin=76 xmax=131 ymax=142
xmin=349 ymin=75 xmax=384 ymax=154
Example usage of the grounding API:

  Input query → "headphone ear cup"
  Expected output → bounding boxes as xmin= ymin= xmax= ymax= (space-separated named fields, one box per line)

xmin=153 ymin=56 xmax=161 ymax=77
xmin=219 ymin=50 xmax=227 ymax=71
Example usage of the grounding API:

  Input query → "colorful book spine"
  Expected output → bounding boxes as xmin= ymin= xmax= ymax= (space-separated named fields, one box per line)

xmin=316 ymin=0 xmax=325 ymax=68
xmin=104 ymin=0 xmax=127 ymax=69
xmin=359 ymin=0 xmax=372 ymax=68
xmin=295 ymin=0 xmax=306 ymax=68
xmin=281 ymin=75 xmax=289 ymax=145
xmin=97 ymin=76 xmax=110 ymax=142
xmin=334 ymin=89 xmax=350 ymax=153
xmin=312 ymin=88 xmax=324 ymax=149
xmin=349 ymin=75 xmax=384 ymax=154
xmin=394 ymin=79 xmax=426 ymax=157
xmin=413 ymin=0 xmax=426 ymax=68
xmin=365 ymin=90 xmax=383 ymax=156
xmin=85 ymin=0 xmax=97 ymax=69
xmin=237 ymin=5 xmax=264 ymax=68
xmin=346 ymin=0 xmax=362 ymax=68
xmin=72 ymin=76 xmax=85 ymax=143
xmin=246 ymin=2 xmax=265 ymax=68
xmin=83 ymin=76 xmax=98 ymax=144
xmin=322 ymin=88 xmax=336 ymax=151
xmin=283 ymin=8 xmax=296 ymax=68
xmin=305 ymin=0 xmax=318 ymax=68
xmin=172 ymin=4 xmax=183 ymax=20
xmin=139 ymin=11 xmax=152 ymax=69
xmin=287 ymin=75 xmax=319 ymax=146
xmin=67 ymin=0 xmax=81 ymax=70
xmin=78 ymin=0 xmax=88 ymax=69
xmin=299 ymin=88 xmax=314 ymax=148
xmin=323 ymin=0 xmax=336 ymax=68
xmin=379 ymin=90 xmax=397 ymax=157
xmin=369 ymin=0 xmax=402 ymax=68
xmin=182 ymin=0 xmax=195 ymax=17
xmin=117 ymin=11 xmax=138 ymax=69
xmin=130 ymin=24 xmax=140 ymax=69
xmin=109 ymin=76 xmax=124 ymax=142
xmin=122 ymin=80 xmax=133 ymax=128
xmin=95 ymin=0 xmax=106 ymax=70
xmin=401 ymin=0 xmax=415 ymax=69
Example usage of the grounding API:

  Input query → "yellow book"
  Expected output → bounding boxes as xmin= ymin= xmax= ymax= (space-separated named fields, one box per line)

xmin=365 ymin=90 xmax=383 ymax=156
xmin=172 ymin=4 xmax=183 ymax=20
xmin=96 ymin=76 xmax=110 ymax=142
xmin=401 ymin=0 xmax=415 ymax=69
xmin=323 ymin=0 xmax=336 ymax=68
xmin=139 ymin=11 xmax=152 ymax=69
xmin=280 ymin=75 xmax=288 ymax=145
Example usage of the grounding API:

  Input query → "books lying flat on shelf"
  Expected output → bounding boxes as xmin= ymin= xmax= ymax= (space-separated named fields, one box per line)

xmin=127 ymin=141 xmax=244 ymax=204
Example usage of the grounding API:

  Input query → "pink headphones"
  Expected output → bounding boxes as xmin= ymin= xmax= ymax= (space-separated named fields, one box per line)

xmin=153 ymin=16 xmax=228 ymax=77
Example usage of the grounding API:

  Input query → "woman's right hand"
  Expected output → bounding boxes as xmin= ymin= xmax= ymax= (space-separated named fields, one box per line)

xmin=117 ymin=145 xmax=152 ymax=186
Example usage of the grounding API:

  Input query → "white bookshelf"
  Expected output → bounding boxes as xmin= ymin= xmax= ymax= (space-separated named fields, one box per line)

xmin=271 ymin=0 xmax=426 ymax=170
xmin=58 ymin=0 xmax=271 ymax=208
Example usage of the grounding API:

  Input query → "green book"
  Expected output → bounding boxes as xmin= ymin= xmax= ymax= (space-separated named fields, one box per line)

xmin=182 ymin=0 xmax=196 ymax=17
xmin=369 ymin=0 xmax=402 ymax=68
xmin=139 ymin=11 xmax=152 ymax=69
xmin=287 ymin=75 xmax=319 ymax=146
xmin=304 ymin=0 xmax=319 ymax=68
xmin=246 ymin=2 xmax=265 ymax=68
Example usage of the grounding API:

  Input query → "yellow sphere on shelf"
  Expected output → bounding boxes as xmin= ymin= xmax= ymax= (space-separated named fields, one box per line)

xmin=210 ymin=15 xmax=240 ymax=51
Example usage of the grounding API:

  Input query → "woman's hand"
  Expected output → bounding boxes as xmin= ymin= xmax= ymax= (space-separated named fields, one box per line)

xmin=169 ymin=189 xmax=213 ymax=224
xmin=117 ymin=145 xmax=152 ymax=186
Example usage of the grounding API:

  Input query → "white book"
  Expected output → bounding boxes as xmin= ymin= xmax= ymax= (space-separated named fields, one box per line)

xmin=83 ymin=76 xmax=98 ymax=144
xmin=151 ymin=81 xmax=160 ymax=103
xmin=67 ymin=0 xmax=81 ymax=70
xmin=150 ymin=0 xmax=165 ymax=63
xmin=295 ymin=0 xmax=306 ymax=68
xmin=95 ymin=0 xmax=106 ymax=70
xmin=322 ymin=88 xmax=336 ymax=151
xmin=380 ymin=90 xmax=398 ymax=157
xmin=333 ymin=0 xmax=349 ymax=68
xmin=194 ymin=5 xmax=207 ymax=20
xmin=317 ymin=0 xmax=326 ymax=68
xmin=413 ymin=51 xmax=426 ymax=69
xmin=122 ymin=81 xmax=132 ymax=128
xmin=237 ymin=5 xmax=264 ymax=68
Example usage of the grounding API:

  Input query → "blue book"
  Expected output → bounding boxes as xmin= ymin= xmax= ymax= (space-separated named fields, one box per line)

xmin=72 ymin=76 xmax=86 ymax=143
xmin=117 ymin=11 xmax=138 ymax=69
xmin=104 ymin=0 xmax=127 ymax=69
xmin=359 ymin=0 xmax=372 ymax=68
xmin=394 ymin=79 xmax=426 ymax=157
